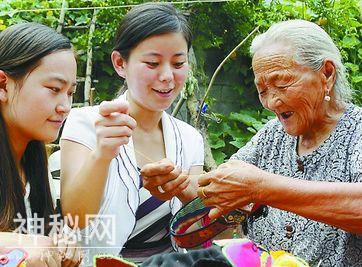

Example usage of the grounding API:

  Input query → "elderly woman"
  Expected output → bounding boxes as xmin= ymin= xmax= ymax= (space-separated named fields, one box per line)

xmin=197 ymin=20 xmax=362 ymax=266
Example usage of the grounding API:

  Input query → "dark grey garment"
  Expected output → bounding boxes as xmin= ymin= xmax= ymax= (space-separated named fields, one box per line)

xmin=140 ymin=246 xmax=231 ymax=267
xmin=231 ymin=104 xmax=362 ymax=267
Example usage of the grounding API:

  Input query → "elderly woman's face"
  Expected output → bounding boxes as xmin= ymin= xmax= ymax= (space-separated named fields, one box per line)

xmin=252 ymin=43 xmax=327 ymax=136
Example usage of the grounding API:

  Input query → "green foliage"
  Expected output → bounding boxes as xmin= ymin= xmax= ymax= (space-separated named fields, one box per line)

xmin=207 ymin=109 xmax=275 ymax=164
xmin=189 ymin=0 xmax=361 ymax=163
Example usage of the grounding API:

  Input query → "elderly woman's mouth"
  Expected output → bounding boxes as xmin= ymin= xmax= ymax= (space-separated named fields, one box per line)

xmin=280 ymin=111 xmax=294 ymax=120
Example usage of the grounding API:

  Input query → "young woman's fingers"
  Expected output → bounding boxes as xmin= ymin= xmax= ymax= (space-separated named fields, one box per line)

xmin=96 ymin=125 xmax=133 ymax=138
xmin=140 ymin=159 xmax=175 ymax=177
xmin=161 ymin=172 xmax=188 ymax=192
xmin=98 ymin=100 xmax=129 ymax=117
xmin=96 ymin=112 xmax=137 ymax=129
xmin=143 ymin=167 xmax=181 ymax=186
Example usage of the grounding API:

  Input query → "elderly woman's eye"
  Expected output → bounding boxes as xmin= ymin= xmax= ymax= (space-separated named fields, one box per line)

xmin=276 ymin=85 xmax=289 ymax=90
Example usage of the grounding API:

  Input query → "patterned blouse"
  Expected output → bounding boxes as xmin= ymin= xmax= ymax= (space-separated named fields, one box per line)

xmin=231 ymin=104 xmax=362 ymax=267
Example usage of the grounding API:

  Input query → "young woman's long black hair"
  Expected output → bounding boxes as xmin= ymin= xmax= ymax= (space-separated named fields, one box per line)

xmin=0 ymin=23 xmax=72 ymax=231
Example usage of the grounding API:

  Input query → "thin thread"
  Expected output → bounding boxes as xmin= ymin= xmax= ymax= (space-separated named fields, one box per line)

xmin=128 ymin=145 xmax=200 ymax=178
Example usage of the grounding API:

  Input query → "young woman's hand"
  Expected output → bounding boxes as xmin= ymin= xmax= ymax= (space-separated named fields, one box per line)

xmin=94 ymin=100 xmax=137 ymax=161
xmin=141 ymin=158 xmax=189 ymax=201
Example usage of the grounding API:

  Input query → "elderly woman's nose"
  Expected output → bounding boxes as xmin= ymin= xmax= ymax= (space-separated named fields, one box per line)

xmin=265 ymin=93 xmax=282 ymax=110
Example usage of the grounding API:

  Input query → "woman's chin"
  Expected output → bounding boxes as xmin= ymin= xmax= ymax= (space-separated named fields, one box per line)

xmin=40 ymin=133 xmax=59 ymax=144
xmin=152 ymin=102 xmax=174 ymax=112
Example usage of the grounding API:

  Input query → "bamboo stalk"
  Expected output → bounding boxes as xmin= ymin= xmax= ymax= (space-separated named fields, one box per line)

xmin=171 ymin=96 xmax=186 ymax=117
xmin=56 ymin=0 xmax=67 ymax=33
xmin=84 ymin=9 xmax=98 ymax=106
xmin=64 ymin=25 xmax=89 ymax=29
xmin=90 ymin=87 xmax=95 ymax=106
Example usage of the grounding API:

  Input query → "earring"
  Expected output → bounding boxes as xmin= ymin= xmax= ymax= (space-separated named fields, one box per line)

xmin=324 ymin=91 xmax=331 ymax=102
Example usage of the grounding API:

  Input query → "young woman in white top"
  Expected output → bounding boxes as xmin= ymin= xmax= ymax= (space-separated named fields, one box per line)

xmin=0 ymin=23 xmax=79 ymax=266
xmin=60 ymin=2 xmax=204 ymax=264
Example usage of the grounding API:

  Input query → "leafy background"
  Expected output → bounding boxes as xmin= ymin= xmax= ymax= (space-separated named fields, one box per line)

xmin=0 ymin=0 xmax=360 ymax=165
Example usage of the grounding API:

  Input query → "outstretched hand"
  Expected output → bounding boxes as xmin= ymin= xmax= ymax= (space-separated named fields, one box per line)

xmin=197 ymin=160 xmax=264 ymax=221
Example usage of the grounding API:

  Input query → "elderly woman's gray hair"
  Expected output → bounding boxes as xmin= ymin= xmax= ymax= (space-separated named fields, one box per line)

xmin=250 ymin=19 xmax=352 ymax=103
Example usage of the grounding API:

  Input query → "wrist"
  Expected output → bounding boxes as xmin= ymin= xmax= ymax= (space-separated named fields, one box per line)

xmin=252 ymin=168 xmax=269 ymax=203
xmin=90 ymin=150 xmax=113 ymax=165
xmin=176 ymin=187 xmax=197 ymax=204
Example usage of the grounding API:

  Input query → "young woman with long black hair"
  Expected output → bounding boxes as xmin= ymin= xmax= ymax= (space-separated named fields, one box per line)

xmin=0 ymin=22 xmax=79 ymax=266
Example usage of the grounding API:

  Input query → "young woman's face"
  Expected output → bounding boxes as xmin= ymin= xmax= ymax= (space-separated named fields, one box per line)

xmin=122 ymin=32 xmax=189 ymax=112
xmin=2 ymin=50 xmax=77 ymax=143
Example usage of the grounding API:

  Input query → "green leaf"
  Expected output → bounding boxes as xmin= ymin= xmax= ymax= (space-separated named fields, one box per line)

xmin=246 ymin=127 xmax=257 ymax=134
xmin=352 ymin=75 xmax=362 ymax=84
xmin=261 ymin=109 xmax=275 ymax=118
xmin=358 ymin=49 xmax=362 ymax=60
xmin=341 ymin=36 xmax=360 ymax=48
xmin=207 ymin=122 xmax=231 ymax=136
xmin=226 ymin=127 xmax=243 ymax=139
xmin=102 ymin=64 xmax=115 ymax=76
xmin=251 ymin=121 xmax=264 ymax=131
xmin=229 ymin=138 xmax=246 ymax=148
xmin=229 ymin=112 xmax=258 ymax=126
xmin=212 ymin=149 xmax=227 ymax=165
xmin=208 ymin=133 xmax=226 ymax=149
xmin=345 ymin=62 xmax=359 ymax=73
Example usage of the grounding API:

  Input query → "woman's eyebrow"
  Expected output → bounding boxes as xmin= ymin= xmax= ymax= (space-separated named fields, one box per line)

xmin=48 ymin=75 xmax=77 ymax=86
xmin=141 ymin=52 xmax=187 ymax=57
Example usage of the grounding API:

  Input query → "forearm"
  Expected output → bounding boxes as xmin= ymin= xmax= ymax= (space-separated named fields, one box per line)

xmin=257 ymin=172 xmax=362 ymax=234
xmin=0 ymin=232 xmax=53 ymax=248
xmin=0 ymin=232 xmax=23 ymax=248
xmin=61 ymin=151 xmax=111 ymax=229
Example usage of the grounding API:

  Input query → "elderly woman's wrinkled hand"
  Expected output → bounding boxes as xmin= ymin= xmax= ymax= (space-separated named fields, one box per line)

xmin=141 ymin=158 xmax=190 ymax=201
xmin=197 ymin=160 xmax=264 ymax=220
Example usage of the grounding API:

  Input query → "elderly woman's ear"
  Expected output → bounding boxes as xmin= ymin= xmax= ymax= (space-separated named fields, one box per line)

xmin=321 ymin=59 xmax=336 ymax=91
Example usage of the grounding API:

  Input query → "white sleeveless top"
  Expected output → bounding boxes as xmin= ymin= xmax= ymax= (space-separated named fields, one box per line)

xmin=61 ymin=91 xmax=204 ymax=266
